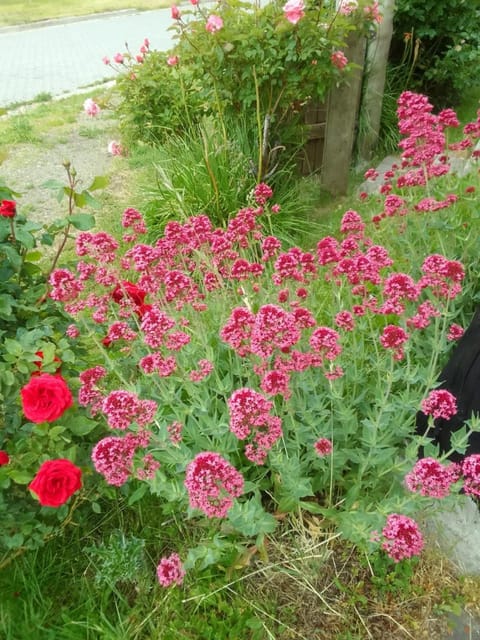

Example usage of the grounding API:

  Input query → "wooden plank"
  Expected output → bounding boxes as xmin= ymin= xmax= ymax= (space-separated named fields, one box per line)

xmin=321 ymin=34 xmax=367 ymax=194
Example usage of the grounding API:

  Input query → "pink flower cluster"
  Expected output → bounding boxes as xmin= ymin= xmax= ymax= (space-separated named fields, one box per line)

xmin=184 ymin=452 xmax=244 ymax=517
xmin=228 ymin=388 xmax=282 ymax=464
xmin=381 ymin=514 xmax=424 ymax=562
xmin=157 ymin=552 xmax=185 ymax=587
xmin=421 ymin=389 xmax=457 ymax=421
xmin=92 ymin=434 xmax=138 ymax=486
xmin=405 ymin=457 xmax=460 ymax=498
xmin=462 ymin=455 xmax=480 ymax=497
xmin=314 ymin=438 xmax=333 ymax=457
xmin=405 ymin=455 xmax=480 ymax=500
xmin=102 ymin=390 xmax=157 ymax=430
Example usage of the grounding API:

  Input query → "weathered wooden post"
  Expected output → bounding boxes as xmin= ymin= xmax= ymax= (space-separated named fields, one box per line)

xmin=357 ymin=0 xmax=396 ymax=161
xmin=321 ymin=33 xmax=367 ymax=195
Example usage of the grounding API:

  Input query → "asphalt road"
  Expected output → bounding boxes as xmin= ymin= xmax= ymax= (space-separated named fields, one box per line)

xmin=0 ymin=8 xmax=175 ymax=108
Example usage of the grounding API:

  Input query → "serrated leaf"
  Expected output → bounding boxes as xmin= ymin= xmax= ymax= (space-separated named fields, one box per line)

xmin=68 ymin=213 xmax=95 ymax=231
xmin=9 ymin=470 xmax=33 ymax=484
xmin=227 ymin=497 xmax=277 ymax=537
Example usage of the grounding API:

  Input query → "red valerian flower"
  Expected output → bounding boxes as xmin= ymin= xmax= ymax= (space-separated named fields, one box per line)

xmin=314 ymin=438 xmax=333 ymax=457
xmin=0 ymin=199 xmax=16 ymax=218
xmin=21 ymin=373 xmax=73 ymax=423
xmin=185 ymin=451 xmax=244 ymax=518
xmin=381 ymin=513 xmax=424 ymax=562
xmin=156 ymin=553 xmax=185 ymax=587
xmin=29 ymin=459 xmax=82 ymax=507
xmin=0 ymin=451 xmax=10 ymax=466
xmin=421 ymin=389 xmax=457 ymax=420
xmin=404 ymin=457 xmax=460 ymax=498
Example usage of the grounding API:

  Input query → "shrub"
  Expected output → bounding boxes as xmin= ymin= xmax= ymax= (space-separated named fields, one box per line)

xmin=113 ymin=0 xmax=378 ymax=157
xmin=44 ymin=92 xmax=480 ymax=583
xmin=0 ymin=169 xmax=108 ymax=560
xmin=390 ymin=0 xmax=480 ymax=108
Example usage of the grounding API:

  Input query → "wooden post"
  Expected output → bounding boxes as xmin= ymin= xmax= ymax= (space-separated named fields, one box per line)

xmin=321 ymin=34 xmax=366 ymax=195
xmin=357 ymin=0 xmax=396 ymax=161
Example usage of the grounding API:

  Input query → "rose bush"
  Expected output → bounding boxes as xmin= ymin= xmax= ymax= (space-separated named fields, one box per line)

xmin=0 ymin=170 xmax=109 ymax=559
xmin=112 ymin=0 xmax=379 ymax=151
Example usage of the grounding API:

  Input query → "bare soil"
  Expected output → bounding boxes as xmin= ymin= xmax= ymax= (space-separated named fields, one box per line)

xmin=1 ymin=108 xmax=119 ymax=226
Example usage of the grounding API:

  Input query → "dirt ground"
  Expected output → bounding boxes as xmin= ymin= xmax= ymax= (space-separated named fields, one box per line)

xmin=1 ymin=106 xmax=119 ymax=226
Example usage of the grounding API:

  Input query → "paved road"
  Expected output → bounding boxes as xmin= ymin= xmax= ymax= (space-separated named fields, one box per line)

xmin=0 ymin=9 xmax=175 ymax=108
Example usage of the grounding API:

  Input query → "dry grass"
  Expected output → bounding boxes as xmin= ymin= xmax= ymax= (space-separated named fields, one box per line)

xmin=197 ymin=511 xmax=480 ymax=640
xmin=0 ymin=0 xmax=170 ymax=27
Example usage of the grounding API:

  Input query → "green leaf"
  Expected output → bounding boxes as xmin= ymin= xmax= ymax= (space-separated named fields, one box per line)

xmin=14 ymin=227 xmax=35 ymax=249
xmin=9 ymin=470 xmax=33 ymax=484
xmin=82 ymin=191 xmax=101 ymax=210
xmin=0 ymin=294 xmax=14 ymax=316
xmin=227 ymin=496 xmax=277 ymax=537
xmin=72 ymin=192 xmax=87 ymax=208
xmin=25 ymin=250 xmax=43 ymax=262
xmin=128 ymin=483 xmax=148 ymax=506
xmin=68 ymin=213 xmax=95 ymax=231
xmin=4 ymin=338 xmax=23 ymax=356
xmin=42 ymin=179 xmax=65 ymax=190
xmin=91 ymin=501 xmax=102 ymax=514
xmin=67 ymin=416 xmax=98 ymax=436
xmin=88 ymin=175 xmax=109 ymax=191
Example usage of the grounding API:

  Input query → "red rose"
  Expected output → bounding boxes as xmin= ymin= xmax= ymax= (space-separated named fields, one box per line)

xmin=111 ymin=281 xmax=147 ymax=306
xmin=29 ymin=459 xmax=82 ymax=507
xmin=21 ymin=373 xmax=73 ymax=423
xmin=0 ymin=200 xmax=16 ymax=218
xmin=0 ymin=451 xmax=9 ymax=466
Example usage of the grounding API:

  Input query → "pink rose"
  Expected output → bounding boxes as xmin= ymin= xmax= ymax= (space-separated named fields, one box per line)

xmin=29 ymin=459 xmax=82 ymax=507
xmin=83 ymin=98 xmax=100 ymax=117
xmin=331 ymin=50 xmax=348 ymax=69
xmin=113 ymin=52 xmax=124 ymax=64
xmin=283 ymin=0 xmax=305 ymax=24
xmin=107 ymin=141 xmax=123 ymax=156
xmin=102 ymin=56 xmax=110 ymax=65
xmin=167 ymin=55 xmax=179 ymax=66
xmin=205 ymin=14 xmax=223 ymax=33
xmin=171 ymin=4 xmax=181 ymax=19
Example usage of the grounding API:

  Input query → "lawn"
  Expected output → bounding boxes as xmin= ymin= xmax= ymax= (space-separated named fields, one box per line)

xmin=0 ymin=0 xmax=170 ymax=27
